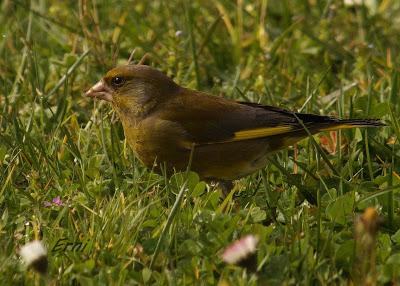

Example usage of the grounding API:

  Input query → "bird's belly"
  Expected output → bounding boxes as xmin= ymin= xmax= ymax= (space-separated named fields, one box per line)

xmin=131 ymin=139 xmax=270 ymax=180
xmin=190 ymin=139 xmax=271 ymax=180
xmin=125 ymin=122 xmax=272 ymax=180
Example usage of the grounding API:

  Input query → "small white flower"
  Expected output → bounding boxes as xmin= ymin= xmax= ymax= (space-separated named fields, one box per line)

xmin=344 ymin=0 xmax=363 ymax=5
xmin=19 ymin=240 xmax=48 ymax=274
xmin=175 ymin=30 xmax=183 ymax=37
xmin=343 ymin=0 xmax=377 ymax=13
xmin=221 ymin=235 xmax=259 ymax=264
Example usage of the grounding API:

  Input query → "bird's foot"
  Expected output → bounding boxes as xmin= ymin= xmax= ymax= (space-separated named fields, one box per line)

xmin=218 ymin=180 xmax=234 ymax=198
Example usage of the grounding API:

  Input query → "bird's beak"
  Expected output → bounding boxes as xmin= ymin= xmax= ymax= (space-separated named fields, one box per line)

xmin=85 ymin=80 xmax=113 ymax=102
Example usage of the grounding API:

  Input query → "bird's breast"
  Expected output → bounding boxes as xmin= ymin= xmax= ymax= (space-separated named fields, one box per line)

xmin=121 ymin=118 xmax=191 ymax=171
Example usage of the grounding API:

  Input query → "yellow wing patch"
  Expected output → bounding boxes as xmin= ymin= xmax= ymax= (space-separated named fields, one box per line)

xmin=185 ymin=126 xmax=294 ymax=148
xmin=320 ymin=124 xmax=362 ymax=132
xmin=232 ymin=126 xmax=293 ymax=141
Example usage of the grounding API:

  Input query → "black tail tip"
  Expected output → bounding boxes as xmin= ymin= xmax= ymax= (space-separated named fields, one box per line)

xmin=340 ymin=119 xmax=386 ymax=127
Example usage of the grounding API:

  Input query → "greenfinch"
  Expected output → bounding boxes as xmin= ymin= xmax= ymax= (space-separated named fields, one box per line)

xmin=86 ymin=64 xmax=383 ymax=186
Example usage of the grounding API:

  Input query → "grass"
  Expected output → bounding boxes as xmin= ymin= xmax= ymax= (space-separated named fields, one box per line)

xmin=1 ymin=0 xmax=400 ymax=284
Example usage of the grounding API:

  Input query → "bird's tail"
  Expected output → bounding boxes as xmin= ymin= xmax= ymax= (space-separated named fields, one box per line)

xmin=318 ymin=118 xmax=385 ymax=132
xmin=292 ymin=111 xmax=385 ymax=132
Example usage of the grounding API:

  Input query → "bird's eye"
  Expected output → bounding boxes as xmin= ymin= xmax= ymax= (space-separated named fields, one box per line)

xmin=111 ymin=76 xmax=125 ymax=87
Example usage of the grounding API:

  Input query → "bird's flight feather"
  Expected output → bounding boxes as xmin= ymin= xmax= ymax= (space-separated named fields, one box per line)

xmin=156 ymin=88 xmax=383 ymax=148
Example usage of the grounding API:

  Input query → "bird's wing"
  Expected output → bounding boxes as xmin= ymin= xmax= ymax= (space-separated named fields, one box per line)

xmin=156 ymin=90 xmax=334 ymax=147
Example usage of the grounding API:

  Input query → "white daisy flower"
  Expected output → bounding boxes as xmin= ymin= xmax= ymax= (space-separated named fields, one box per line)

xmin=221 ymin=235 xmax=259 ymax=264
xmin=19 ymin=240 xmax=48 ymax=274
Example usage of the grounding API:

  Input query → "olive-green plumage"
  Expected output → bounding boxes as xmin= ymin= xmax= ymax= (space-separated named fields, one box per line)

xmin=86 ymin=64 xmax=384 ymax=182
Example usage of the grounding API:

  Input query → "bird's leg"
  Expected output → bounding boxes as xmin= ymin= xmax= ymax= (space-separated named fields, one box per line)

xmin=218 ymin=180 xmax=234 ymax=197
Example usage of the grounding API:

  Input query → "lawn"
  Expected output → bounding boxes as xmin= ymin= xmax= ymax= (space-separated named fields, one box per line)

xmin=1 ymin=0 xmax=400 ymax=285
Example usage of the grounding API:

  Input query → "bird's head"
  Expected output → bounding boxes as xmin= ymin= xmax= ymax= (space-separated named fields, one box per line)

xmin=86 ymin=64 xmax=179 ymax=119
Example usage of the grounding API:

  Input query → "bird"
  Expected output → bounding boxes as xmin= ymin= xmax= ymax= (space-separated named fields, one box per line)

xmin=86 ymin=64 xmax=384 ymax=190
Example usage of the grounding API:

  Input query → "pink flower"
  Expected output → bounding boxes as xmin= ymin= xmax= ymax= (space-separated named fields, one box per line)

xmin=43 ymin=196 xmax=64 ymax=207
xmin=52 ymin=196 xmax=63 ymax=206
xmin=43 ymin=201 xmax=52 ymax=207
